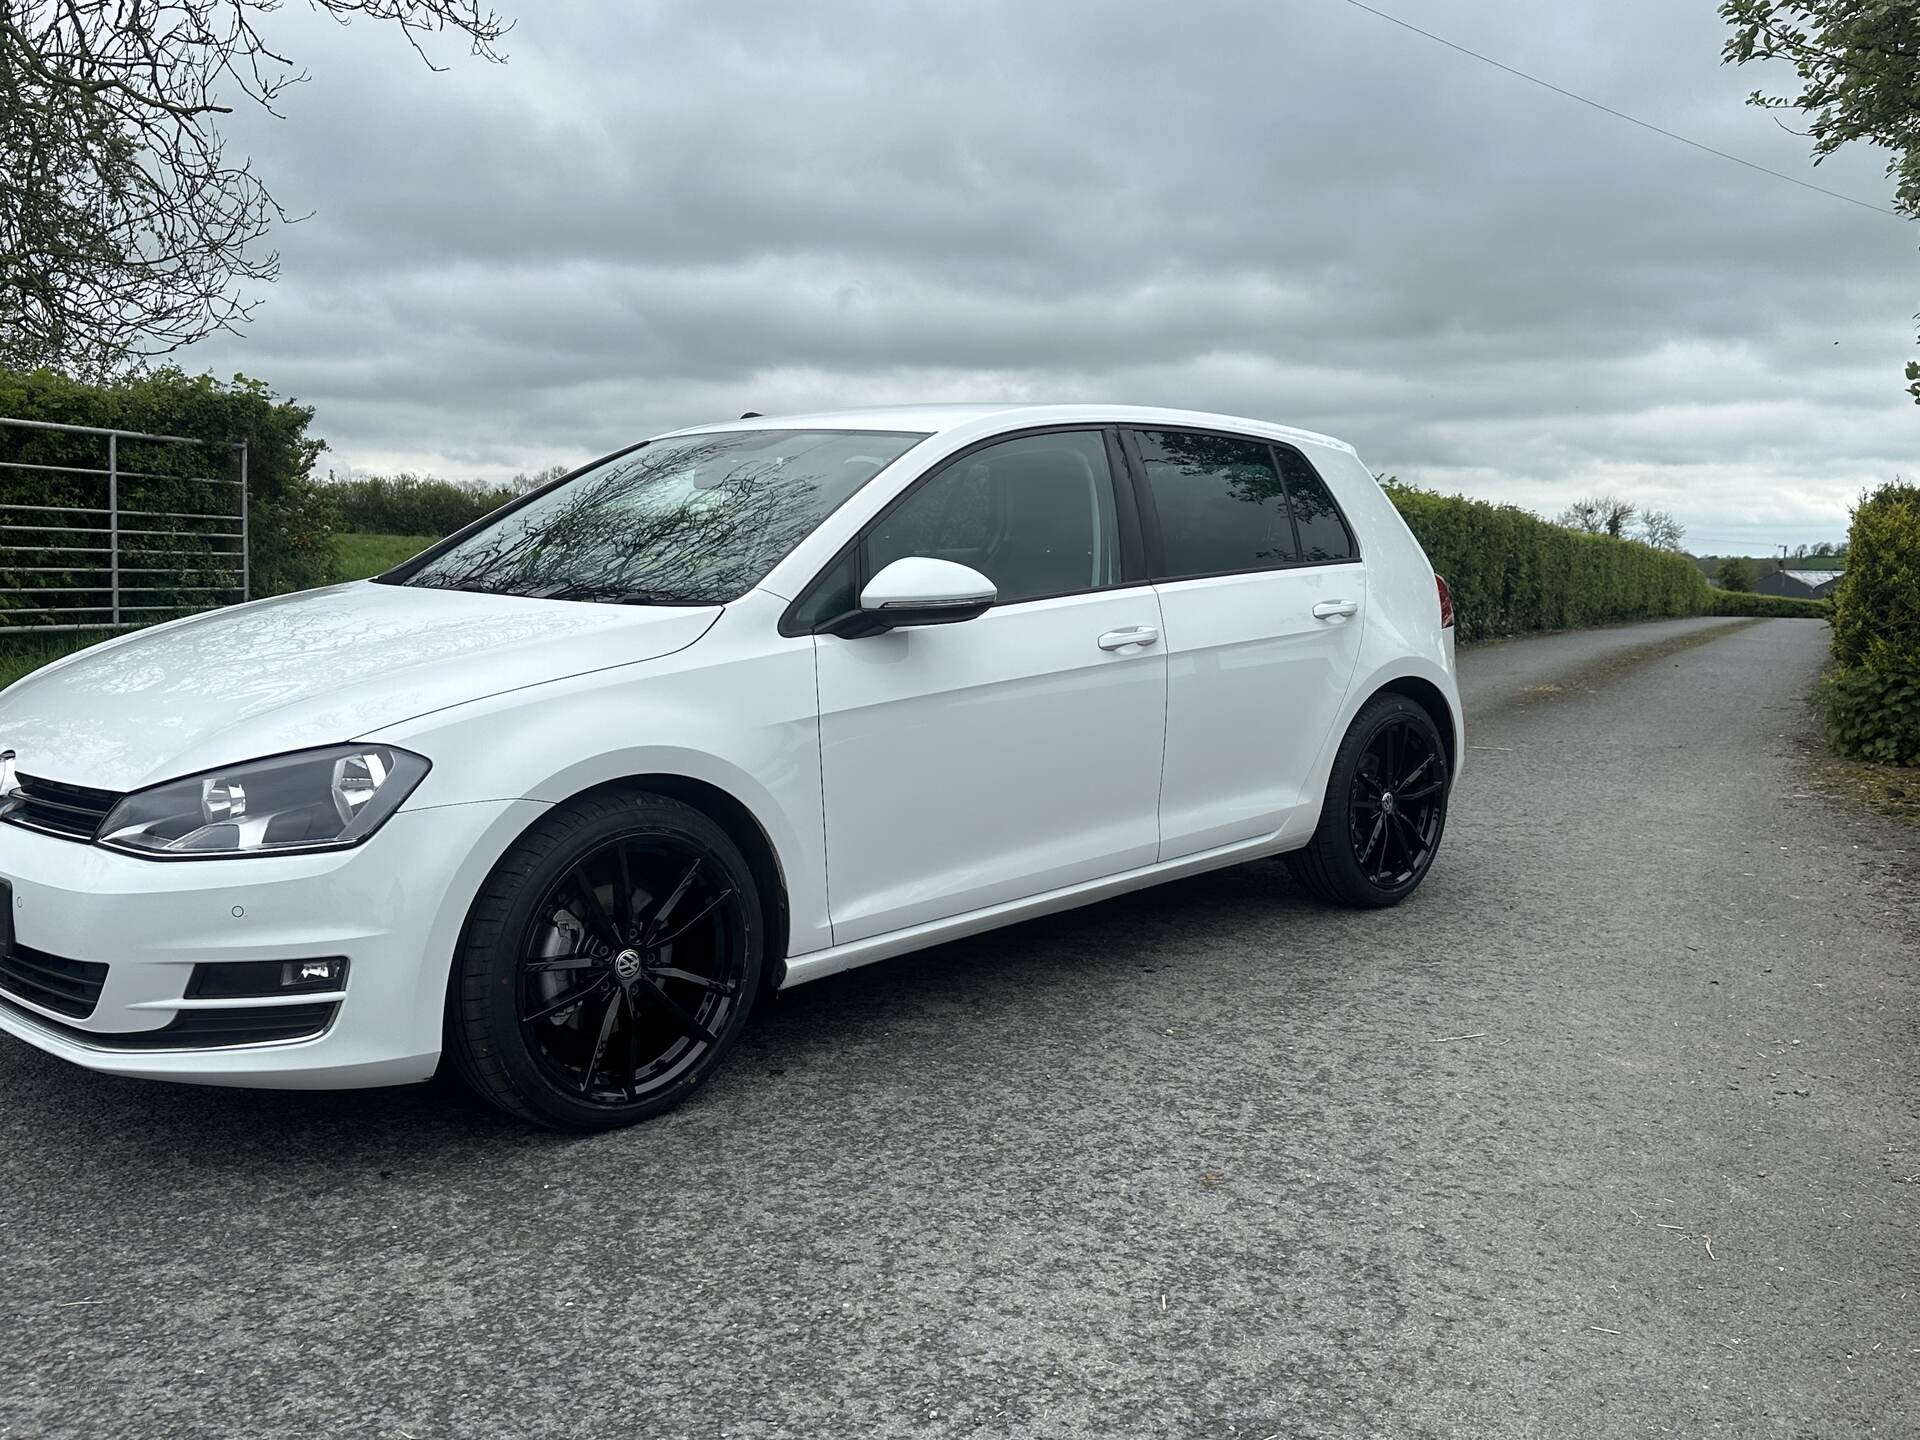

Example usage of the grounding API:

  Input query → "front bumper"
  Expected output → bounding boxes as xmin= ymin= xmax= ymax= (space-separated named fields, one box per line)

xmin=0 ymin=798 xmax=545 ymax=1089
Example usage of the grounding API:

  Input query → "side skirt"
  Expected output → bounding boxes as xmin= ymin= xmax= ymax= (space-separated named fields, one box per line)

xmin=778 ymin=828 xmax=1299 ymax=989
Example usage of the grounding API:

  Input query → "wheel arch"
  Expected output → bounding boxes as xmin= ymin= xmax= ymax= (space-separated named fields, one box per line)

xmin=1375 ymin=675 xmax=1458 ymax=775
xmin=598 ymin=773 xmax=792 ymax=992
xmin=446 ymin=772 xmax=795 ymax=1007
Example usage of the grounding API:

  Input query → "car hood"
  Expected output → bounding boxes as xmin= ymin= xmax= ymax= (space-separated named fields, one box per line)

xmin=0 ymin=581 xmax=721 ymax=792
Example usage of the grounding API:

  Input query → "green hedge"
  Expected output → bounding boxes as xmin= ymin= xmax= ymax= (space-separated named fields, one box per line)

xmin=325 ymin=473 xmax=515 ymax=536
xmin=1709 ymin=590 xmax=1832 ymax=620
xmin=1830 ymin=481 xmax=1920 ymax=671
xmin=1825 ymin=481 xmax=1920 ymax=765
xmin=1385 ymin=484 xmax=1710 ymax=642
xmin=0 ymin=367 xmax=334 ymax=626
xmin=1823 ymin=664 xmax=1920 ymax=765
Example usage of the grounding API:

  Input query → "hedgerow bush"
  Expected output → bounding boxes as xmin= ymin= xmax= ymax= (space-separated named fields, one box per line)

xmin=1824 ymin=665 xmax=1920 ymax=765
xmin=0 ymin=367 xmax=335 ymax=626
xmin=1709 ymin=590 xmax=1832 ymax=620
xmin=1383 ymin=483 xmax=1710 ymax=642
xmin=1829 ymin=482 xmax=1920 ymax=671
xmin=326 ymin=473 xmax=516 ymax=536
xmin=1824 ymin=481 xmax=1920 ymax=765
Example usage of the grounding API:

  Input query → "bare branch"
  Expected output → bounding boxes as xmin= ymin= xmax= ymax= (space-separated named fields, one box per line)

xmin=0 ymin=0 xmax=512 ymax=375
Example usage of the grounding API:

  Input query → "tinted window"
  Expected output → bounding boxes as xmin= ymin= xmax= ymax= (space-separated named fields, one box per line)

xmin=1136 ymin=431 xmax=1297 ymax=577
xmin=864 ymin=432 xmax=1121 ymax=605
xmin=398 ymin=429 xmax=923 ymax=605
xmin=1282 ymin=451 xmax=1357 ymax=561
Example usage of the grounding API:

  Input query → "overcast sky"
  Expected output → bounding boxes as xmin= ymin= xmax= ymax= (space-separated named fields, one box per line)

xmin=188 ymin=0 xmax=1916 ymax=552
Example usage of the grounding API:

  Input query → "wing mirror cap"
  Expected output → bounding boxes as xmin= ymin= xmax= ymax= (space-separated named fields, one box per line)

xmin=856 ymin=557 xmax=996 ymax=630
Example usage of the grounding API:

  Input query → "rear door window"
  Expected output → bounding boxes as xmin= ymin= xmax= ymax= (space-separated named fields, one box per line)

xmin=1133 ymin=431 xmax=1298 ymax=578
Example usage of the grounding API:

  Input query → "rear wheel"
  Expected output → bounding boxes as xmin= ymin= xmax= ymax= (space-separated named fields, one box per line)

xmin=1286 ymin=693 xmax=1449 ymax=909
xmin=447 ymin=790 xmax=762 ymax=1131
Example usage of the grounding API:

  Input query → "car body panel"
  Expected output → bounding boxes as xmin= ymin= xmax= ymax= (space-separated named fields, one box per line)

xmin=369 ymin=589 xmax=835 ymax=958
xmin=0 ymin=580 xmax=719 ymax=792
xmin=814 ymin=585 xmax=1168 ymax=943
xmin=1152 ymin=562 xmax=1369 ymax=859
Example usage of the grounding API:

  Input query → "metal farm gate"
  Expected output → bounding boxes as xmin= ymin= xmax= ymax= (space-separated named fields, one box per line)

xmin=0 ymin=417 xmax=248 ymax=633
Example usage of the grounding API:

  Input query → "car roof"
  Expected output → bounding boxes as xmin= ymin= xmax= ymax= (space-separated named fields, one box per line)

xmin=658 ymin=403 xmax=1358 ymax=456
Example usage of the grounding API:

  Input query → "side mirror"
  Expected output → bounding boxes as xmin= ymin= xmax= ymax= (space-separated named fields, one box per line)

xmin=857 ymin=557 xmax=996 ymax=630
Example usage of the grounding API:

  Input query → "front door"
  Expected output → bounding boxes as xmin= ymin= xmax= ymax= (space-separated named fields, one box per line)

xmin=812 ymin=429 xmax=1167 ymax=943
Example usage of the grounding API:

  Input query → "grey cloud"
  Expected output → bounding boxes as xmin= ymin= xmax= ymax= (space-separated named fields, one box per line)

xmin=189 ymin=0 xmax=1915 ymax=544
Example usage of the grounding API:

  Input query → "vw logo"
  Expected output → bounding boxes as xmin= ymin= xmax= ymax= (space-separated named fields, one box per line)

xmin=613 ymin=948 xmax=643 ymax=981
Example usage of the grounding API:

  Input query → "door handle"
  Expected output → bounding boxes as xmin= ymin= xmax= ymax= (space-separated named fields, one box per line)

xmin=1096 ymin=625 xmax=1160 ymax=651
xmin=1312 ymin=600 xmax=1360 ymax=619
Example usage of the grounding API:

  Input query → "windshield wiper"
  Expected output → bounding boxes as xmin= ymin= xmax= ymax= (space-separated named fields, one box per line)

xmin=527 ymin=582 xmax=689 ymax=605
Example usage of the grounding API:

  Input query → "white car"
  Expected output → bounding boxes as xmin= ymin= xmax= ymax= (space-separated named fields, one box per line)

xmin=0 ymin=405 xmax=1460 ymax=1130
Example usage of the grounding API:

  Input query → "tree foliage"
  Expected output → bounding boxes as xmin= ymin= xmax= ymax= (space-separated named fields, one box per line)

xmin=1716 ymin=555 xmax=1759 ymax=590
xmin=1720 ymin=2 xmax=1920 ymax=400
xmin=0 ymin=1 xmax=510 ymax=376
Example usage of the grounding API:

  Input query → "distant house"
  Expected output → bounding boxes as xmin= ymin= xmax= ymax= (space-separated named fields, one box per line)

xmin=1754 ymin=568 xmax=1842 ymax=600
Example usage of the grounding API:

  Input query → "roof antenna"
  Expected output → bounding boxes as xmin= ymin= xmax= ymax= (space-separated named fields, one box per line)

xmin=740 ymin=411 xmax=763 ymax=419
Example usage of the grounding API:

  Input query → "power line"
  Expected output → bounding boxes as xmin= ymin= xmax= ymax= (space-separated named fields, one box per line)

xmin=1337 ymin=0 xmax=1902 ymax=220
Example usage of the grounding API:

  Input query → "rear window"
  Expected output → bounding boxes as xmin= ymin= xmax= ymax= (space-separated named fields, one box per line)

xmin=1281 ymin=451 xmax=1357 ymax=562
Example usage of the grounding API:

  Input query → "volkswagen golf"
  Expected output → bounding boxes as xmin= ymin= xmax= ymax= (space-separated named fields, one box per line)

xmin=0 ymin=405 xmax=1461 ymax=1130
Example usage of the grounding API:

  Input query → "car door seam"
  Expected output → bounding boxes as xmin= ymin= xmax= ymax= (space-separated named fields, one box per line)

xmin=1151 ymin=584 xmax=1172 ymax=866
xmin=809 ymin=633 xmax=836 ymax=949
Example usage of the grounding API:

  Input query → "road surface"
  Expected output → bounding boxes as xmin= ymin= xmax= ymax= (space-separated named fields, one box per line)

xmin=2 ymin=616 xmax=1914 ymax=1438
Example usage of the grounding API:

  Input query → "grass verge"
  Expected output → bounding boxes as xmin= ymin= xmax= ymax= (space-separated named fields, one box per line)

xmin=331 ymin=532 xmax=437 ymax=581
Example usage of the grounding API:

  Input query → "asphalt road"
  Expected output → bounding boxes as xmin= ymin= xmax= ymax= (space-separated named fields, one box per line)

xmin=3 ymin=616 xmax=1915 ymax=1439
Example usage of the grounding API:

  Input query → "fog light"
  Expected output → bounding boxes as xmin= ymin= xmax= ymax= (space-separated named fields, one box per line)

xmin=185 ymin=957 xmax=350 ymax=999
xmin=283 ymin=958 xmax=344 ymax=989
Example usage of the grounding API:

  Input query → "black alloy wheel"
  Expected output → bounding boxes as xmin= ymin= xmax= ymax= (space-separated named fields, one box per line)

xmin=449 ymin=790 xmax=764 ymax=1130
xmin=1347 ymin=715 xmax=1447 ymax=889
xmin=1286 ymin=692 xmax=1450 ymax=908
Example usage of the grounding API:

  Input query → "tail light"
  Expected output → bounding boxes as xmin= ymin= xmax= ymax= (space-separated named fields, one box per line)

xmin=1435 ymin=573 xmax=1454 ymax=629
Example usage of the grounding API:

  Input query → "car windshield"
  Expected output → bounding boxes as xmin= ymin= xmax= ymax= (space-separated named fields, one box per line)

xmin=394 ymin=428 xmax=926 ymax=605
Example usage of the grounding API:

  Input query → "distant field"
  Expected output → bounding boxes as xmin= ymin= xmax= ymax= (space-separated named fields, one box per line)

xmin=333 ymin=532 xmax=438 ymax=581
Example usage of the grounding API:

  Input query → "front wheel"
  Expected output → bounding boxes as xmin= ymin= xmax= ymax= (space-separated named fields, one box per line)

xmin=1286 ymin=693 xmax=1450 ymax=909
xmin=447 ymin=790 xmax=763 ymax=1131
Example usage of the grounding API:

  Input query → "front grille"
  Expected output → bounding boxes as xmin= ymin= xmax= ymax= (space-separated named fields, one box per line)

xmin=4 ymin=772 xmax=121 ymax=842
xmin=0 ymin=994 xmax=338 ymax=1050
xmin=0 ymin=944 xmax=109 ymax=1019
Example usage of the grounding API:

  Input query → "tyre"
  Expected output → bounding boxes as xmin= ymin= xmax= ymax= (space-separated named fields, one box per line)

xmin=447 ymin=788 xmax=764 ymax=1131
xmin=1286 ymin=692 xmax=1450 ymax=909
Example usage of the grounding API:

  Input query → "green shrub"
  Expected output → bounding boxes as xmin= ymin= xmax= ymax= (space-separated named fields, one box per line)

xmin=326 ymin=473 xmax=515 ymax=536
xmin=1384 ymin=483 xmax=1710 ymax=642
xmin=0 ymin=366 xmax=335 ymax=621
xmin=1823 ymin=664 xmax=1920 ymax=765
xmin=1830 ymin=481 xmax=1920 ymax=671
xmin=1709 ymin=590 xmax=1832 ymax=620
xmin=1823 ymin=480 xmax=1920 ymax=766
xmin=1715 ymin=555 xmax=1758 ymax=591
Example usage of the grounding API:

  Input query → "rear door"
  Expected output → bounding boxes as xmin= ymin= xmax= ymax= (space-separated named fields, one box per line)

xmin=1124 ymin=428 xmax=1367 ymax=859
xmin=805 ymin=429 xmax=1168 ymax=943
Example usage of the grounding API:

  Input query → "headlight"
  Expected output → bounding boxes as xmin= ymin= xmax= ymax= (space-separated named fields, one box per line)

xmin=99 ymin=744 xmax=430 ymax=858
